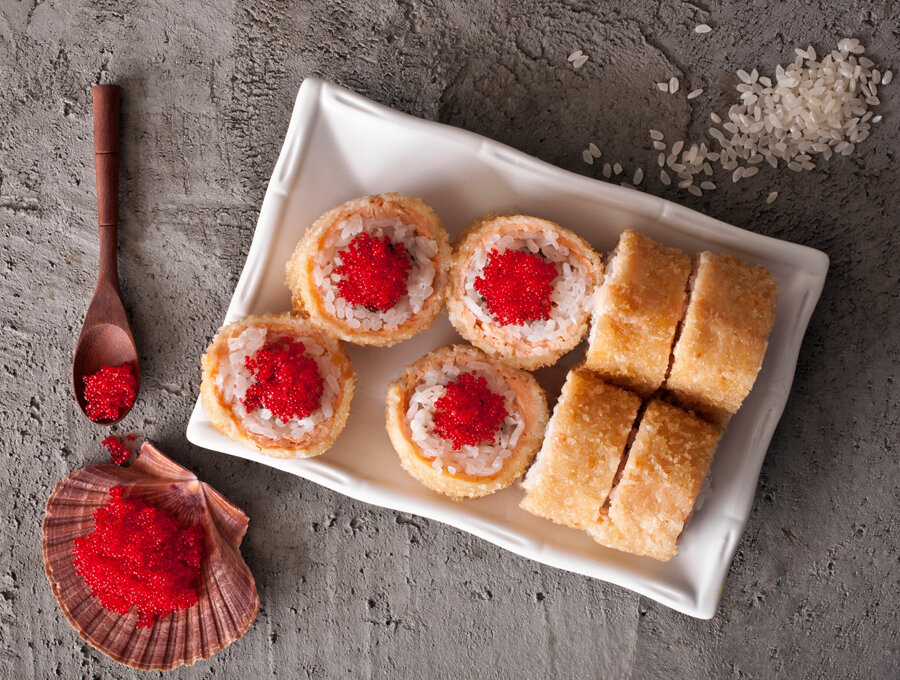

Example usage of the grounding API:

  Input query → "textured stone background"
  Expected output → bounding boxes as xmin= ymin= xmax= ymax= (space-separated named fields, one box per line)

xmin=1 ymin=0 xmax=898 ymax=677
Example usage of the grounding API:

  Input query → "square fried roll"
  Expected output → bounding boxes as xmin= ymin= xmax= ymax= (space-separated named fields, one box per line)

xmin=585 ymin=229 xmax=692 ymax=397
xmin=666 ymin=251 xmax=778 ymax=424
xmin=588 ymin=399 xmax=720 ymax=561
xmin=520 ymin=368 xmax=640 ymax=529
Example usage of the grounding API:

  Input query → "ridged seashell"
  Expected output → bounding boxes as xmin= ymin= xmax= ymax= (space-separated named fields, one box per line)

xmin=42 ymin=442 xmax=259 ymax=671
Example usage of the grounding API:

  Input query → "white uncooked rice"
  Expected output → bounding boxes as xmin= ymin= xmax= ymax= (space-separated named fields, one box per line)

xmin=588 ymin=142 xmax=602 ymax=157
xmin=694 ymin=24 xmax=712 ymax=34
xmin=582 ymin=149 xmax=594 ymax=164
xmin=312 ymin=214 xmax=438 ymax=331
xmin=766 ymin=191 xmax=779 ymax=204
xmin=462 ymin=230 xmax=592 ymax=343
xmin=216 ymin=326 xmax=341 ymax=441
xmin=687 ymin=88 xmax=703 ymax=99
xmin=406 ymin=361 xmax=525 ymax=477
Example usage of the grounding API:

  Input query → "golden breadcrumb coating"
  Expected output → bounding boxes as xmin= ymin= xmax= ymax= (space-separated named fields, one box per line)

xmin=520 ymin=368 xmax=641 ymax=529
xmin=666 ymin=251 xmax=778 ymax=424
xmin=585 ymin=229 xmax=692 ymax=397
xmin=588 ymin=400 xmax=720 ymax=561
xmin=446 ymin=213 xmax=603 ymax=370
xmin=284 ymin=193 xmax=451 ymax=347
xmin=385 ymin=344 xmax=549 ymax=500
xmin=200 ymin=313 xmax=356 ymax=459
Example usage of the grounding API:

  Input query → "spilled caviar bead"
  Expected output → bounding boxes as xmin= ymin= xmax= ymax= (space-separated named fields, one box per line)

xmin=102 ymin=436 xmax=131 ymax=465
xmin=432 ymin=372 xmax=508 ymax=450
xmin=334 ymin=232 xmax=411 ymax=312
xmin=72 ymin=486 xmax=205 ymax=628
xmin=241 ymin=337 xmax=323 ymax=423
xmin=474 ymin=248 xmax=558 ymax=325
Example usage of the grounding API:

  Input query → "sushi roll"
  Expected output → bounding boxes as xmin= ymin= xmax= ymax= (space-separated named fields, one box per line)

xmin=446 ymin=214 xmax=603 ymax=370
xmin=588 ymin=399 xmax=720 ymax=561
xmin=200 ymin=313 xmax=356 ymax=459
xmin=285 ymin=193 xmax=451 ymax=347
xmin=585 ymin=229 xmax=692 ymax=397
xmin=520 ymin=368 xmax=641 ymax=530
xmin=666 ymin=251 xmax=778 ymax=424
xmin=385 ymin=345 xmax=549 ymax=499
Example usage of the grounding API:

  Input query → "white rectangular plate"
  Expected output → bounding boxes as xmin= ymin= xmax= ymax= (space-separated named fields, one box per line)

xmin=187 ymin=78 xmax=828 ymax=619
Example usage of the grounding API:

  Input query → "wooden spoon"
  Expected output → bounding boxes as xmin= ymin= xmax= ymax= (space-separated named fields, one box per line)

xmin=72 ymin=85 xmax=140 ymax=424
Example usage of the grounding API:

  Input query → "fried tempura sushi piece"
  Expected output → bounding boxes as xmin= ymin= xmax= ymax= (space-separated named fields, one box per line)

xmin=588 ymin=399 xmax=720 ymax=561
xmin=385 ymin=345 xmax=549 ymax=500
xmin=585 ymin=229 xmax=692 ymax=396
xmin=446 ymin=214 xmax=603 ymax=370
xmin=285 ymin=193 xmax=451 ymax=347
xmin=666 ymin=251 xmax=778 ymax=424
xmin=201 ymin=313 xmax=356 ymax=459
xmin=520 ymin=368 xmax=641 ymax=529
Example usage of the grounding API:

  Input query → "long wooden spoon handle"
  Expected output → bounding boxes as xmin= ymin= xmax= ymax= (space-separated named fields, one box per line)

xmin=93 ymin=85 xmax=120 ymax=228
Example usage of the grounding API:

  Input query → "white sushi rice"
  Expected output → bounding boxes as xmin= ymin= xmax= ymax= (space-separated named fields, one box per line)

xmin=462 ymin=231 xmax=592 ymax=343
xmin=312 ymin=214 xmax=438 ymax=331
xmin=406 ymin=361 xmax=525 ymax=478
xmin=215 ymin=326 xmax=341 ymax=441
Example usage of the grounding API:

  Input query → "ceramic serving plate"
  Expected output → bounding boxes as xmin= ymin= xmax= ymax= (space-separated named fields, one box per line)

xmin=186 ymin=78 xmax=828 ymax=618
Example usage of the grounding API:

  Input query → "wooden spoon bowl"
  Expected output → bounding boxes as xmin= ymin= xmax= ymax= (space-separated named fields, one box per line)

xmin=72 ymin=85 xmax=140 ymax=424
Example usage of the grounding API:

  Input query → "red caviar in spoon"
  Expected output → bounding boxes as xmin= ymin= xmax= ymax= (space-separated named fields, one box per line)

xmin=335 ymin=232 xmax=412 ymax=311
xmin=73 ymin=486 xmax=205 ymax=628
xmin=241 ymin=337 xmax=323 ymax=423
xmin=474 ymin=248 xmax=559 ymax=325
xmin=433 ymin=372 xmax=508 ymax=450
xmin=83 ymin=363 xmax=138 ymax=422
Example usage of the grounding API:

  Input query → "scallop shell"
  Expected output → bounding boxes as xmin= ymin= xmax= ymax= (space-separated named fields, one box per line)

xmin=42 ymin=442 xmax=259 ymax=671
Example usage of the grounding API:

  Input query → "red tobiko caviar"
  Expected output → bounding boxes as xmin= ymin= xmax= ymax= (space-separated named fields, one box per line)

xmin=241 ymin=337 xmax=323 ymax=423
xmin=432 ymin=372 xmax=509 ymax=450
xmin=474 ymin=248 xmax=559 ymax=325
xmin=73 ymin=486 xmax=205 ymax=628
xmin=334 ymin=232 xmax=412 ymax=312
xmin=102 ymin=436 xmax=131 ymax=465
xmin=83 ymin=363 xmax=137 ymax=422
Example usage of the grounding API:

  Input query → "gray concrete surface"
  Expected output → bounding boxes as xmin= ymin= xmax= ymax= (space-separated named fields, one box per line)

xmin=1 ymin=1 xmax=898 ymax=677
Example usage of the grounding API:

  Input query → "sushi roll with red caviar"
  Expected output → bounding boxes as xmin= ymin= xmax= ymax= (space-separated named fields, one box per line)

xmin=200 ymin=313 xmax=356 ymax=459
xmin=385 ymin=345 xmax=549 ymax=499
xmin=446 ymin=214 xmax=603 ymax=370
xmin=285 ymin=193 xmax=451 ymax=347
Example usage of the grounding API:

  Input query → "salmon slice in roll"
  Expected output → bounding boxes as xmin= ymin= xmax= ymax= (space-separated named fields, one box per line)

xmin=666 ymin=251 xmax=778 ymax=425
xmin=385 ymin=345 xmax=549 ymax=499
xmin=285 ymin=193 xmax=451 ymax=347
xmin=201 ymin=313 xmax=356 ymax=459
xmin=520 ymin=367 xmax=641 ymax=529
xmin=588 ymin=399 xmax=720 ymax=561
xmin=585 ymin=229 xmax=692 ymax=397
xmin=446 ymin=214 xmax=603 ymax=370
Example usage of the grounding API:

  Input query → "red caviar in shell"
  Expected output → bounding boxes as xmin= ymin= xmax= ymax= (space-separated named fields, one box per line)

xmin=241 ymin=337 xmax=323 ymax=423
xmin=335 ymin=232 xmax=412 ymax=311
xmin=101 ymin=436 xmax=130 ymax=465
xmin=72 ymin=486 xmax=205 ymax=628
xmin=474 ymin=248 xmax=559 ymax=325
xmin=83 ymin=363 xmax=138 ymax=422
xmin=432 ymin=372 xmax=508 ymax=450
